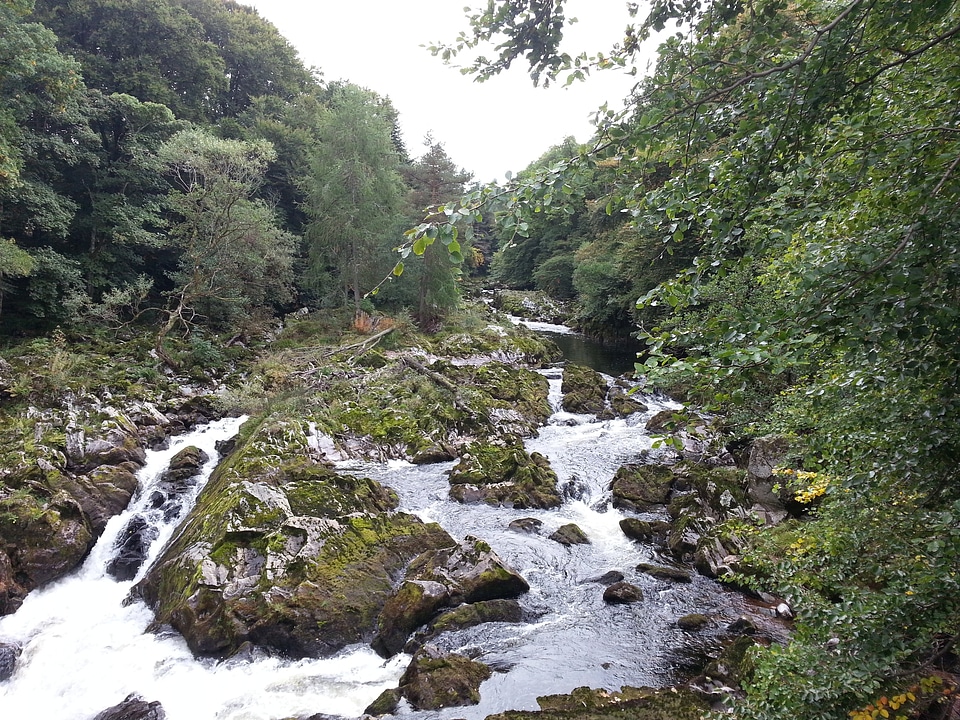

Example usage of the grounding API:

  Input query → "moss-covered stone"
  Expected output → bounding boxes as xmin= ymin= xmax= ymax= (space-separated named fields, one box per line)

xmin=486 ymin=685 xmax=709 ymax=720
xmin=636 ymin=563 xmax=692 ymax=583
xmin=364 ymin=687 xmax=401 ymax=716
xmin=372 ymin=580 xmax=450 ymax=657
xmin=428 ymin=598 xmax=523 ymax=634
xmin=610 ymin=464 xmax=674 ymax=511
xmin=602 ymin=581 xmax=644 ymax=604
xmin=561 ymin=364 xmax=607 ymax=415
xmin=399 ymin=651 xmax=492 ymax=710
xmin=548 ymin=523 xmax=590 ymax=546
xmin=449 ymin=442 xmax=561 ymax=509
xmin=619 ymin=518 xmax=671 ymax=545
xmin=607 ymin=385 xmax=649 ymax=418
xmin=677 ymin=613 xmax=711 ymax=631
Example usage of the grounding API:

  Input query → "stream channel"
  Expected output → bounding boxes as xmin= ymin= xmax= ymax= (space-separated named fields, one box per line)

xmin=0 ymin=326 xmax=747 ymax=719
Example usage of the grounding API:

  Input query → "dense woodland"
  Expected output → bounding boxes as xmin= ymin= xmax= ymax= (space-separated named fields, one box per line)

xmin=1 ymin=0 xmax=959 ymax=718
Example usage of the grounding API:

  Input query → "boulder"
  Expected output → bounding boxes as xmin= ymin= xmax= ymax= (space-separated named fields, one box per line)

xmin=399 ymin=649 xmax=492 ymax=710
xmin=495 ymin=685 xmax=708 ymax=720
xmin=427 ymin=599 xmax=523 ymax=635
xmin=610 ymin=464 xmax=674 ymax=511
xmin=603 ymin=582 xmax=644 ymax=604
xmin=364 ymin=688 xmax=402 ymax=716
xmin=619 ymin=518 xmax=671 ymax=545
xmin=403 ymin=536 xmax=529 ymax=607
xmin=584 ymin=570 xmax=624 ymax=586
xmin=677 ymin=614 xmax=711 ymax=631
xmin=508 ymin=517 xmax=543 ymax=534
xmin=561 ymin=364 xmax=607 ymax=415
xmin=548 ymin=523 xmax=590 ymax=546
xmin=607 ymin=385 xmax=649 ymax=418
xmin=636 ymin=563 xmax=692 ymax=583
xmin=372 ymin=580 xmax=450 ymax=657
xmin=449 ymin=443 xmax=561 ymax=509
xmin=92 ymin=693 xmax=165 ymax=720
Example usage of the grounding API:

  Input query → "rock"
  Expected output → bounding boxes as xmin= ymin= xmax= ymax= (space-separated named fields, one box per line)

xmin=160 ymin=446 xmax=209 ymax=490
xmin=427 ymin=599 xmax=523 ymax=635
xmin=403 ymin=536 xmax=529 ymax=607
xmin=410 ymin=444 xmax=457 ymax=464
xmin=0 ymin=641 xmax=21 ymax=682
xmin=68 ymin=424 xmax=146 ymax=474
xmin=677 ymin=614 xmax=711 ymax=631
xmin=136 ymin=429 xmax=457 ymax=659
xmin=584 ymin=570 xmax=624 ymax=586
xmin=607 ymin=385 xmax=649 ymax=418
xmin=619 ymin=518 xmax=671 ymax=544
xmin=548 ymin=523 xmax=590 ymax=546
xmin=610 ymin=464 xmax=674 ymax=511
xmin=56 ymin=465 xmax=141 ymax=537
xmin=399 ymin=649 xmax=492 ymax=710
xmin=106 ymin=515 xmax=158 ymax=581
xmin=645 ymin=409 xmax=682 ymax=433
xmin=372 ymin=580 xmax=451 ymax=658
xmin=561 ymin=364 xmax=608 ymax=415
xmin=487 ymin=684 xmax=709 ymax=720
xmin=91 ymin=693 xmax=165 ymax=720
xmin=508 ymin=517 xmax=543 ymax=534
xmin=726 ymin=616 xmax=758 ymax=635
xmin=745 ymin=435 xmax=790 ymax=481
xmin=636 ymin=563 xmax=692 ymax=583
xmin=603 ymin=582 xmax=644 ymax=604
xmin=449 ymin=443 xmax=561 ymax=509
xmin=364 ymin=687 xmax=402 ymax=716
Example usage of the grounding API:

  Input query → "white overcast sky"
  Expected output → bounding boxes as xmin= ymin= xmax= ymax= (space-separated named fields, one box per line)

xmin=243 ymin=0 xmax=660 ymax=184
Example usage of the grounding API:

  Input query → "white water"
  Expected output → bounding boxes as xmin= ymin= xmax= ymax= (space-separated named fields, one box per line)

xmin=0 ymin=416 xmax=405 ymax=720
xmin=0 ymin=370 xmax=743 ymax=720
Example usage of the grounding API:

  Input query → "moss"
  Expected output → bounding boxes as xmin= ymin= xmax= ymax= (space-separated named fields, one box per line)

xmin=636 ymin=563 xmax=692 ymax=583
xmin=611 ymin=464 xmax=675 ymax=510
xmin=561 ymin=363 xmax=608 ymax=415
xmin=449 ymin=442 xmax=561 ymax=509
xmin=487 ymin=685 xmax=709 ymax=720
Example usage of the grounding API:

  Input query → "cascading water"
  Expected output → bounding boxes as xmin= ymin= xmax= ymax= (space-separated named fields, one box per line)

xmin=0 ymin=416 xmax=405 ymax=720
xmin=0 ymin=349 xmax=746 ymax=719
xmin=340 ymin=367 xmax=747 ymax=720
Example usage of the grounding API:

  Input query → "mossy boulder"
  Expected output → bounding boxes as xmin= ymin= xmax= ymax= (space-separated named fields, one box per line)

xmin=677 ymin=614 xmax=711 ymax=632
xmin=428 ymin=598 xmax=523 ymax=634
xmin=610 ymin=464 xmax=674 ymax=511
xmin=136 ymin=417 xmax=456 ymax=658
xmin=549 ymin=523 xmax=590 ymax=546
xmin=636 ymin=563 xmax=692 ymax=583
xmin=619 ymin=518 xmax=671 ymax=545
xmin=449 ymin=442 xmax=561 ymax=509
xmin=606 ymin=385 xmax=649 ymax=418
xmin=561 ymin=364 xmax=607 ymax=415
xmin=398 ymin=650 xmax=492 ymax=710
xmin=603 ymin=581 xmax=644 ymax=604
xmin=372 ymin=580 xmax=451 ymax=657
xmin=487 ymin=685 xmax=709 ymax=720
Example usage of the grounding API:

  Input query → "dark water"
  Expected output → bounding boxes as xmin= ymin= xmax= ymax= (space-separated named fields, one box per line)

xmin=543 ymin=332 xmax=642 ymax=377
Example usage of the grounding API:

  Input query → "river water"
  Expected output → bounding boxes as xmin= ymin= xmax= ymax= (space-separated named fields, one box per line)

xmin=0 ymin=332 xmax=745 ymax=719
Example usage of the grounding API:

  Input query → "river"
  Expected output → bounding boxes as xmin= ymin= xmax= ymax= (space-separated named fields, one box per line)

xmin=0 ymin=331 xmax=745 ymax=719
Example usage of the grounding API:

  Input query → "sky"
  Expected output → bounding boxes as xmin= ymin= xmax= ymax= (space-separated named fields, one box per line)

xmin=243 ymin=0 xmax=660 ymax=184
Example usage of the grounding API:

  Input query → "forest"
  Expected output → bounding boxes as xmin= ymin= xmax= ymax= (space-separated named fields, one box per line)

xmin=1 ymin=0 xmax=959 ymax=719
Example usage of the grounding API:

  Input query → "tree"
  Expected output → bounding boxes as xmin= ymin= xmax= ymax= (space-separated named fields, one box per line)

xmin=402 ymin=137 xmax=472 ymax=329
xmin=154 ymin=128 xmax=295 ymax=364
xmin=300 ymin=85 xmax=406 ymax=315
xmin=433 ymin=1 xmax=960 ymax=717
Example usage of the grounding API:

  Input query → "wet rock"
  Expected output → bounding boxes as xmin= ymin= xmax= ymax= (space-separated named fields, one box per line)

xmin=427 ymin=598 xmax=523 ymax=634
xmin=610 ymin=464 xmax=674 ymax=511
xmin=619 ymin=518 xmax=671 ymax=545
xmin=726 ymin=616 xmax=758 ymax=635
xmin=584 ymin=570 xmax=625 ymax=586
xmin=106 ymin=515 xmax=158 ymax=581
xmin=403 ymin=536 xmax=529 ymax=606
xmin=487 ymin=684 xmax=709 ymax=720
xmin=636 ymin=563 xmax=692 ymax=583
xmin=677 ymin=614 xmax=711 ymax=631
xmin=508 ymin=517 xmax=543 ymax=534
xmin=57 ymin=464 xmax=140 ymax=536
xmin=561 ymin=364 xmax=607 ymax=415
xmin=91 ymin=693 xmax=165 ymax=720
xmin=137 ymin=428 xmax=457 ymax=658
xmin=160 ymin=446 xmax=209 ymax=490
xmin=372 ymin=580 xmax=451 ymax=657
xmin=603 ymin=582 xmax=644 ymax=604
xmin=645 ymin=409 xmax=682 ymax=433
xmin=0 ymin=641 xmax=21 ymax=682
xmin=399 ymin=649 xmax=492 ymax=710
xmin=67 ymin=423 xmax=146 ymax=474
xmin=607 ymin=385 xmax=649 ymax=418
xmin=549 ymin=523 xmax=590 ymax=546
xmin=364 ymin=687 xmax=402 ymax=716
xmin=410 ymin=444 xmax=457 ymax=464
xmin=449 ymin=443 xmax=561 ymax=509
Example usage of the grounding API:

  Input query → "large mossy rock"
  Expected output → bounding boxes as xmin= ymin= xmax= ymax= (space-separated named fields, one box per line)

xmin=610 ymin=464 xmax=674 ymax=511
xmin=398 ymin=650 xmax=492 ymax=710
xmin=487 ymin=685 xmax=709 ymax=720
xmin=448 ymin=442 xmax=561 ymax=509
xmin=136 ymin=418 xmax=456 ymax=658
xmin=372 ymin=536 xmax=529 ymax=656
xmin=561 ymin=364 xmax=607 ymax=415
